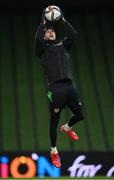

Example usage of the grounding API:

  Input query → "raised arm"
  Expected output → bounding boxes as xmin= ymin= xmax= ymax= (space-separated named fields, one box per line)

xmin=35 ymin=19 xmax=47 ymax=57
xmin=62 ymin=18 xmax=77 ymax=51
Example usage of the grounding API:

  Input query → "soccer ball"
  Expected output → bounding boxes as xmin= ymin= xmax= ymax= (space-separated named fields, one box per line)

xmin=44 ymin=5 xmax=62 ymax=21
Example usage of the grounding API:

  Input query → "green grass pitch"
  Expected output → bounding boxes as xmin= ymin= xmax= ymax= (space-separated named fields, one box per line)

xmin=7 ymin=177 xmax=114 ymax=180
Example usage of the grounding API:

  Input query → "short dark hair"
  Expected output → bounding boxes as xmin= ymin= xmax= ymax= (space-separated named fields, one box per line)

xmin=44 ymin=27 xmax=55 ymax=33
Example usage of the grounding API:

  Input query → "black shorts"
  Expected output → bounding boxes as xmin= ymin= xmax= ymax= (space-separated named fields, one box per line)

xmin=47 ymin=79 xmax=82 ymax=113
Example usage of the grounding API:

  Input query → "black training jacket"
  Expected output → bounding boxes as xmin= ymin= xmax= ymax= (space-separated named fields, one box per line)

xmin=35 ymin=20 xmax=77 ymax=86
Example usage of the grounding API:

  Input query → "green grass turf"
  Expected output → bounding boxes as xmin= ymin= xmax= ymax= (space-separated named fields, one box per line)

xmin=7 ymin=176 xmax=114 ymax=179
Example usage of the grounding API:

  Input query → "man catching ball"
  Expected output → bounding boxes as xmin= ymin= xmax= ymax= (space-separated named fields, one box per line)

xmin=35 ymin=5 xmax=84 ymax=168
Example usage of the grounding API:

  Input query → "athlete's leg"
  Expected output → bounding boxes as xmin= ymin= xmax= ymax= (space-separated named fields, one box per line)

xmin=67 ymin=82 xmax=84 ymax=126
xmin=49 ymin=102 xmax=62 ymax=147
xmin=61 ymin=82 xmax=83 ymax=141
xmin=47 ymin=83 xmax=66 ymax=168
xmin=49 ymin=103 xmax=62 ymax=168
xmin=68 ymin=107 xmax=83 ymax=127
xmin=47 ymin=83 xmax=66 ymax=147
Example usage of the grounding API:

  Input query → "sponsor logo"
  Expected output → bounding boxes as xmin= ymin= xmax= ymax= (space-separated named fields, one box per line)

xmin=54 ymin=42 xmax=62 ymax=46
xmin=54 ymin=108 xmax=59 ymax=113
xmin=68 ymin=155 xmax=114 ymax=177
xmin=0 ymin=153 xmax=60 ymax=178
xmin=79 ymin=102 xmax=82 ymax=106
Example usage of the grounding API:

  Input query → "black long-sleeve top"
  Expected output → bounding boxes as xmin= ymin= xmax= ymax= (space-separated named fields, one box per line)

xmin=35 ymin=20 xmax=77 ymax=86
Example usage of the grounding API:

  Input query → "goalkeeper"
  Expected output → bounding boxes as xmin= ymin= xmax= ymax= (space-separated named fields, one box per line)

xmin=35 ymin=6 xmax=84 ymax=168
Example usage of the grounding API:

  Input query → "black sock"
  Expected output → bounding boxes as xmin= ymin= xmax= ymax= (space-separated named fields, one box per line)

xmin=68 ymin=108 xmax=84 ymax=127
xmin=68 ymin=115 xmax=81 ymax=127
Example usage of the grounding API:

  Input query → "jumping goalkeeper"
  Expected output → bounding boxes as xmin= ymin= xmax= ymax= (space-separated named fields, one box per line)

xmin=35 ymin=6 xmax=83 ymax=168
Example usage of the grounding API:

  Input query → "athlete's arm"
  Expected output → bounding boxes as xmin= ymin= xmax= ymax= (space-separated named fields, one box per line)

xmin=35 ymin=19 xmax=47 ymax=57
xmin=35 ymin=9 xmax=49 ymax=57
xmin=62 ymin=18 xmax=77 ymax=51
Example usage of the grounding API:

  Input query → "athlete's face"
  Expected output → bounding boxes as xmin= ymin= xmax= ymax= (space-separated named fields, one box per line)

xmin=44 ymin=29 xmax=56 ymax=41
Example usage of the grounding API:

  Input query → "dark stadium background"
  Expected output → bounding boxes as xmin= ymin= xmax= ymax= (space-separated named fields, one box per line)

xmin=0 ymin=0 xmax=114 ymax=178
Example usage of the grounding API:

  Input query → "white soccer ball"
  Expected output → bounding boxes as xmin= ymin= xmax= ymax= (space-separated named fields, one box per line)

xmin=45 ymin=5 xmax=62 ymax=21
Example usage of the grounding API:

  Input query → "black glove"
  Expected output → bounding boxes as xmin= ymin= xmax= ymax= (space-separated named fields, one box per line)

xmin=57 ymin=7 xmax=66 ymax=23
xmin=59 ymin=7 xmax=63 ymax=18
xmin=41 ymin=9 xmax=52 ymax=25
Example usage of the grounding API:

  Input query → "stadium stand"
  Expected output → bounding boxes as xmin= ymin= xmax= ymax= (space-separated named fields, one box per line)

xmin=0 ymin=11 xmax=114 ymax=151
